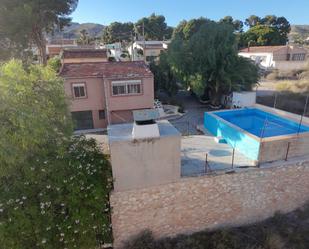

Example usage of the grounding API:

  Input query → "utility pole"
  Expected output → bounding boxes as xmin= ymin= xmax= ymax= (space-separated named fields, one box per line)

xmin=131 ymin=31 xmax=134 ymax=62
xmin=143 ymin=21 xmax=145 ymax=61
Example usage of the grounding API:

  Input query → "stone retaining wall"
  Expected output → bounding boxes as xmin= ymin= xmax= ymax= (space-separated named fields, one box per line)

xmin=110 ymin=160 xmax=309 ymax=248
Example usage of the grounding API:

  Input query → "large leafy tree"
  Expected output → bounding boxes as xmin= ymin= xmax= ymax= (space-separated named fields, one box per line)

xmin=0 ymin=60 xmax=112 ymax=248
xmin=150 ymin=52 xmax=178 ymax=96
xmin=135 ymin=14 xmax=173 ymax=40
xmin=245 ymin=15 xmax=262 ymax=28
xmin=168 ymin=22 xmax=259 ymax=105
xmin=242 ymin=25 xmax=283 ymax=46
xmin=102 ymin=22 xmax=134 ymax=44
xmin=219 ymin=16 xmax=244 ymax=32
xmin=172 ymin=17 xmax=210 ymax=40
xmin=0 ymin=0 xmax=78 ymax=65
xmin=241 ymin=15 xmax=291 ymax=46
xmin=261 ymin=15 xmax=291 ymax=44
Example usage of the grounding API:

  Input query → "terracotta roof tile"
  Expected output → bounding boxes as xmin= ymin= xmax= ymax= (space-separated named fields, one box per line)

xmin=62 ymin=49 xmax=107 ymax=59
xmin=59 ymin=61 xmax=153 ymax=79
xmin=47 ymin=47 xmax=62 ymax=56
xmin=48 ymin=39 xmax=76 ymax=45
xmin=239 ymin=46 xmax=287 ymax=53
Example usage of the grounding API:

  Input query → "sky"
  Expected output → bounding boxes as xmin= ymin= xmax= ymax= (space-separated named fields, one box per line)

xmin=71 ymin=0 xmax=309 ymax=27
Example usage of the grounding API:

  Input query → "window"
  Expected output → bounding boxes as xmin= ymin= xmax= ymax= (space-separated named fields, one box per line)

xmin=128 ymin=83 xmax=141 ymax=94
xmin=292 ymin=53 xmax=306 ymax=61
xmin=98 ymin=110 xmax=105 ymax=119
xmin=112 ymin=80 xmax=142 ymax=96
xmin=72 ymin=83 xmax=86 ymax=98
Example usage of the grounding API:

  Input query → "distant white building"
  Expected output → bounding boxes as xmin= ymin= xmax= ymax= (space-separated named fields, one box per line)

xmin=101 ymin=42 xmax=123 ymax=61
xmin=127 ymin=40 xmax=170 ymax=63
xmin=239 ymin=45 xmax=308 ymax=71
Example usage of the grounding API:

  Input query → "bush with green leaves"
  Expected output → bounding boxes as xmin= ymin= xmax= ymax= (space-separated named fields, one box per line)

xmin=47 ymin=56 xmax=62 ymax=72
xmin=0 ymin=60 xmax=112 ymax=248
xmin=0 ymin=136 xmax=112 ymax=248
xmin=0 ymin=60 xmax=73 ymax=174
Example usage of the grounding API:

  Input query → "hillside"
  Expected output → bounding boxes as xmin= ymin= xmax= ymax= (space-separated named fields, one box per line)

xmin=50 ymin=22 xmax=105 ymax=39
xmin=289 ymin=25 xmax=309 ymax=41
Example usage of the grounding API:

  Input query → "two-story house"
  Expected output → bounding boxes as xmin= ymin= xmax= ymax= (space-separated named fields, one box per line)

xmin=60 ymin=61 xmax=154 ymax=130
xmin=239 ymin=45 xmax=308 ymax=71
xmin=128 ymin=40 xmax=170 ymax=63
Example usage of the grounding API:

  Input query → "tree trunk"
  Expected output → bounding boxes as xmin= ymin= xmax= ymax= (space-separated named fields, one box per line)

xmin=210 ymin=80 xmax=222 ymax=106
xmin=210 ymin=90 xmax=222 ymax=106
xmin=33 ymin=27 xmax=47 ymax=66
xmin=37 ymin=38 xmax=47 ymax=66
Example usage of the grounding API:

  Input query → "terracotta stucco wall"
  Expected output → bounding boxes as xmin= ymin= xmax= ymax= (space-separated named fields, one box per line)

xmin=106 ymin=77 xmax=154 ymax=112
xmin=64 ymin=76 xmax=154 ymax=128
xmin=64 ymin=77 xmax=107 ymax=128
xmin=111 ymin=160 xmax=309 ymax=248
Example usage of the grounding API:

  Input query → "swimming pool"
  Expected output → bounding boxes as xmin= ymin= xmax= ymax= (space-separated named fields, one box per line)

xmin=204 ymin=107 xmax=309 ymax=163
xmin=216 ymin=108 xmax=309 ymax=138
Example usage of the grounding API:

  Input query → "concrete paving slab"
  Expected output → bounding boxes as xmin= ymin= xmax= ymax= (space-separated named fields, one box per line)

xmin=181 ymin=135 xmax=255 ymax=177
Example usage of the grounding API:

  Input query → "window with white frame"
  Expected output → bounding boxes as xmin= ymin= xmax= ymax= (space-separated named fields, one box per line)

xmin=72 ymin=83 xmax=87 ymax=98
xmin=112 ymin=80 xmax=142 ymax=96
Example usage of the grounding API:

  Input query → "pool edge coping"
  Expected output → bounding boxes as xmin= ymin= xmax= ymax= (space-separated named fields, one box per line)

xmin=205 ymin=106 xmax=309 ymax=143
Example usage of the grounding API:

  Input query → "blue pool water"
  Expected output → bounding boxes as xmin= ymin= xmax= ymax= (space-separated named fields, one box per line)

xmin=204 ymin=108 xmax=309 ymax=161
xmin=215 ymin=108 xmax=309 ymax=138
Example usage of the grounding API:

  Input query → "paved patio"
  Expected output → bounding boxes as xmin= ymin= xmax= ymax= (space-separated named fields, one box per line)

xmin=181 ymin=135 xmax=256 ymax=177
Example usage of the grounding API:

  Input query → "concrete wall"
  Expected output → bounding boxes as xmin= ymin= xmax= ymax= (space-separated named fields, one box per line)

xmin=239 ymin=45 xmax=307 ymax=71
xmin=144 ymin=48 xmax=163 ymax=57
xmin=254 ymin=104 xmax=309 ymax=163
xmin=273 ymin=60 xmax=307 ymax=71
xmin=110 ymin=134 xmax=181 ymax=192
xmin=111 ymin=159 xmax=309 ymax=248
xmin=258 ymin=132 xmax=309 ymax=163
xmin=238 ymin=52 xmax=273 ymax=68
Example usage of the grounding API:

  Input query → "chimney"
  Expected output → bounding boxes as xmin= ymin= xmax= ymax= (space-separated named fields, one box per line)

xmin=132 ymin=109 xmax=160 ymax=139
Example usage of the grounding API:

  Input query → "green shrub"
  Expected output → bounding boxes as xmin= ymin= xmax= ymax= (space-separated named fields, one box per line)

xmin=0 ymin=60 xmax=113 ymax=248
xmin=0 ymin=136 xmax=113 ymax=248
xmin=47 ymin=56 xmax=62 ymax=72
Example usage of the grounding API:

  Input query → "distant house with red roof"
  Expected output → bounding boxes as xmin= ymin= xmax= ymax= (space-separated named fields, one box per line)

xmin=239 ymin=45 xmax=308 ymax=71
xmin=46 ymin=39 xmax=78 ymax=58
xmin=61 ymin=48 xmax=108 ymax=64
xmin=60 ymin=61 xmax=154 ymax=130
